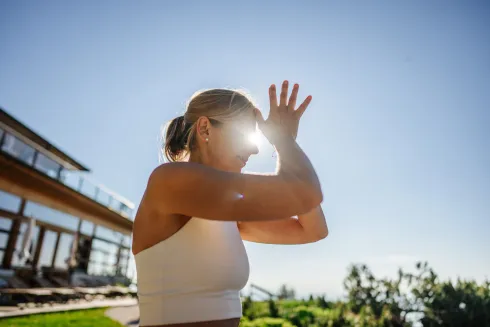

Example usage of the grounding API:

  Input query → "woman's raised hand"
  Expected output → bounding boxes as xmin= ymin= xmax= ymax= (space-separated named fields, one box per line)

xmin=255 ymin=80 xmax=312 ymax=144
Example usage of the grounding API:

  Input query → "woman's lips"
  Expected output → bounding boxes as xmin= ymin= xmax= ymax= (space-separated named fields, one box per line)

xmin=237 ymin=155 xmax=247 ymax=165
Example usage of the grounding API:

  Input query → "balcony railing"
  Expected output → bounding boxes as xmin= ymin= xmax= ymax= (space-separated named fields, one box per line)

xmin=0 ymin=127 xmax=134 ymax=219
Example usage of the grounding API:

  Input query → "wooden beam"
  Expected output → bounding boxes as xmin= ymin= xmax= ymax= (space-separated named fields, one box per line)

xmin=18 ymin=198 xmax=26 ymax=215
xmin=0 ymin=108 xmax=90 ymax=171
xmin=32 ymin=227 xmax=45 ymax=269
xmin=76 ymin=218 xmax=82 ymax=233
xmin=2 ymin=218 xmax=20 ymax=268
xmin=0 ymin=128 xmax=6 ymax=148
xmin=51 ymin=232 xmax=61 ymax=267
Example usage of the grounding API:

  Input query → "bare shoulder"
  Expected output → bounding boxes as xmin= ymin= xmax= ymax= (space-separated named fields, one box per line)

xmin=149 ymin=161 xmax=229 ymax=185
xmin=147 ymin=161 xmax=238 ymax=199
xmin=149 ymin=161 xmax=190 ymax=179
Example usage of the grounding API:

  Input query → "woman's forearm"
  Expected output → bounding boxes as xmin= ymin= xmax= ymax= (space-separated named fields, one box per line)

xmin=274 ymin=137 xmax=323 ymax=211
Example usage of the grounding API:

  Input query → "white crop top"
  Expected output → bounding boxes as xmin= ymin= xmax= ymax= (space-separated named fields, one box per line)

xmin=134 ymin=217 xmax=250 ymax=326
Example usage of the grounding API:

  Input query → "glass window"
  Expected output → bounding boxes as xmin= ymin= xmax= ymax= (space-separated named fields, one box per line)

xmin=118 ymin=257 xmax=128 ymax=272
xmin=0 ymin=217 xmax=13 ymax=231
xmin=1 ymin=134 xmax=36 ymax=165
xmin=34 ymin=153 xmax=60 ymax=179
xmin=90 ymin=249 xmax=104 ymax=263
xmin=79 ymin=180 xmax=97 ymax=200
xmin=88 ymin=261 xmax=104 ymax=275
xmin=59 ymin=170 xmax=81 ymax=191
xmin=104 ymin=265 xmax=116 ymax=275
xmin=36 ymin=230 xmax=57 ymax=269
xmin=0 ymin=190 xmax=21 ymax=213
xmin=91 ymin=238 xmax=119 ymax=276
xmin=92 ymin=239 xmax=119 ymax=258
xmin=12 ymin=224 xmax=39 ymax=267
xmin=120 ymin=249 xmax=129 ymax=260
xmin=0 ymin=233 xmax=8 ymax=249
xmin=0 ymin=127 xmax=4 ymax=142
xmin=96 ymin=191 xmax=111 ymax=207
xmin=54 ymin=233 xmax=73 ymax=269
xmin=119 ymin=203 xmax=133 ymax=218
xmin=80 ymin=220 xmax=94 ymax=236
xmin=24 ymin=202 xmax=78 ymax=231
xmin=95 ymin=225 xmax=121 ymax=244
xmin=108 ymin=200 xmax=132 ymax=217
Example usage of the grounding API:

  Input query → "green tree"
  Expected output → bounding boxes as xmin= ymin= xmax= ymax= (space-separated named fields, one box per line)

xmin=243 ymin=296 xmax=253 ymax=318
xmin=409 ymin=261 xmax=490 ymax=327
xmin=278 ymin=284 xmax=296 ymax=300
xmin=316 ymin=294 xmax=330 ymax=309
xmin=268 ymin=299 xmax=279 ymax=318
xmin=343 ymin=263 xmax=414 ymax=326
xmin=241 ymin=262 xmax=490 ymax=327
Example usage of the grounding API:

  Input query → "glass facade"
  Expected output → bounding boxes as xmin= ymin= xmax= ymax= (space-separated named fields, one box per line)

xmin=33 ymin=152 xmax=61 ymax=179
xmin=1 ymin=133 xmax=36 ymax=165
xmin=0 ymin=117 xmax=135 ymax=284
xmin=0 ymin=193 xmax=132 ymax=278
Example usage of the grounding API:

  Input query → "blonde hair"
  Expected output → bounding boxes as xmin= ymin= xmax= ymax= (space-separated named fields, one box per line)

xmin=162 ymin=88 xmax=256 ymax=162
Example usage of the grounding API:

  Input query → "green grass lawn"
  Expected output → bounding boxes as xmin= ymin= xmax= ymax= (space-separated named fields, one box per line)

xmin=0 ymin=307 xmax=123 ymax=327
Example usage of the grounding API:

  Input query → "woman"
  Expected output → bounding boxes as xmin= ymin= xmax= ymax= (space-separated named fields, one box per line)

xmin=132 ymin=81 xmax=328 ymax=327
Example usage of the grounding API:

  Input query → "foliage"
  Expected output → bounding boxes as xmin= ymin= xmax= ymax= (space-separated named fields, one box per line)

xmin=278 ymin=284 xmax=296 ymax=300
xmin=240 ymin=317 xmax=295 ymax=327
xmin=241 ymin=262 xmax=490 ymax=327
xmin=269 ymin=299 xmax=280 ymax=318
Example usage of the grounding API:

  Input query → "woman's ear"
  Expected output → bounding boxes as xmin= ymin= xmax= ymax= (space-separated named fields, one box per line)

xmin=195 ymin=116 xmax=212 ymax=142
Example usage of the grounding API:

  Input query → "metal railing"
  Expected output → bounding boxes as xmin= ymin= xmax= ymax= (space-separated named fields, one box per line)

xmin=0 ymin=128 xmax=134 ymax=219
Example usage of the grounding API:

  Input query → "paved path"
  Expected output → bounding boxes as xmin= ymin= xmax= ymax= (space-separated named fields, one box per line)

xmin=105 ymin=304 xmax=140 ymax=327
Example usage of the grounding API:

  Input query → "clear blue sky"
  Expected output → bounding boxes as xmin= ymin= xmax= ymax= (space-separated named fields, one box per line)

xmin=1 ymin=0 xmax=489 ymax=299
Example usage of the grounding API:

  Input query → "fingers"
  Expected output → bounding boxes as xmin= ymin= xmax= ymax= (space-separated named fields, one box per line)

xmin=288 ymin=83 xmax=299 ymax=112
xmin=269 ymin=84 xmax=278 ymax=113
xmin=279 ymin=80 xmax=288 ymax=109
xmin=294 ymin=95 xmax=312 ymax=119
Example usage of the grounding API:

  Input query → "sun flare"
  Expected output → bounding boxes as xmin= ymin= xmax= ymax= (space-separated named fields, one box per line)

xmin=248 ymin=132 xmax=261 ymax=146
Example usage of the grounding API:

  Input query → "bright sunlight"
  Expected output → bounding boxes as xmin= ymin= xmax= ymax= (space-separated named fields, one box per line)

xmin=248 ymin=132 xmax=261 ymax=146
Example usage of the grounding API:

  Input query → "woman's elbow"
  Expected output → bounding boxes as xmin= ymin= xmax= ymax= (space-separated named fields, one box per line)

xmin=301 ymin=186 xmax=323 ymax=213
xmin=310 ymin=227 xmax=329 ymax=243
xmin=317 ymin=228 xmax=329 ymax=240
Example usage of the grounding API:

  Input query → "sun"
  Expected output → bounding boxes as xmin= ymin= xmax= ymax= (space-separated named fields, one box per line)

xmin=248 ymin=132 xmax=261 ymax=146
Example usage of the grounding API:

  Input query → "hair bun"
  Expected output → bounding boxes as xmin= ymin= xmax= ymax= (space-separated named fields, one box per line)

xmin=164 ymin=115 xmax=191 ymax=162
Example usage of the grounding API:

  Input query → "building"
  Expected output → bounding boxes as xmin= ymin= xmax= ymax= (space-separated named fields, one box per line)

xmin=0 ymin=107 xmax=134 ymax=287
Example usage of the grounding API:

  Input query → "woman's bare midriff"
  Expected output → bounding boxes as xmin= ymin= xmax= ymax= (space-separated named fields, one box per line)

xmin=140 ymin=317 xmax=241 ymax=327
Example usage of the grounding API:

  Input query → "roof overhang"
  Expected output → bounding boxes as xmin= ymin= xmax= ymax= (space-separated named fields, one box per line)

xmin=0 ymin=108 xmax=89 ymax=171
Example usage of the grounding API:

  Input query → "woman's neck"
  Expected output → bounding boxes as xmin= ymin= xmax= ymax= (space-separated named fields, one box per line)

xmin=189 ymin=151 xmax=204 ymax=165
xmin=189 ymin=151 xmax=227 ymax=172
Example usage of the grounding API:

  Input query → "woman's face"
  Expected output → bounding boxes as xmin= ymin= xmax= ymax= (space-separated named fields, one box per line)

xmin=208 ymin=111 xmax=259 ymax=173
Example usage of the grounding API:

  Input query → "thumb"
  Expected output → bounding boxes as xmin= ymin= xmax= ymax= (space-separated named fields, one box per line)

xmin=254 ymin=108 xmax=265 ymax=128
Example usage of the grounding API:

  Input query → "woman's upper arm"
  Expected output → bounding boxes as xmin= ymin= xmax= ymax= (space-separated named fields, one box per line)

xmin=145 ymin=162 xmax=321 ymax=222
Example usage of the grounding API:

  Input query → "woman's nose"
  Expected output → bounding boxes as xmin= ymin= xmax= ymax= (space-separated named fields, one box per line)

xmin=248 ymin=143 xmax=259 ymax=156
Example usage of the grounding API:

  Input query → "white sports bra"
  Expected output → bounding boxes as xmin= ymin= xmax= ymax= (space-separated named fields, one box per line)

xmin=134 ymin=217 xmax=250 ymax=326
